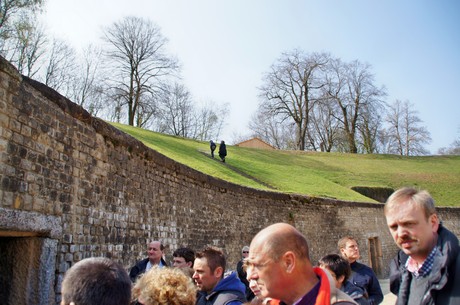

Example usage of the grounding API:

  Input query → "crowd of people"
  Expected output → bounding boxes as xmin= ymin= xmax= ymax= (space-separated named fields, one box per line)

xmin=59 ymin=187 xmax=459 ymax=305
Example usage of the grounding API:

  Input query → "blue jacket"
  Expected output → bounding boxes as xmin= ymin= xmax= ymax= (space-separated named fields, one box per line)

xmin=342 ymin=280 xmax=370 ymax=305
xmin=349 ymin=261 xmax=383 ymax=305
xmin=196 ymin=272 xmax=247 ymax=305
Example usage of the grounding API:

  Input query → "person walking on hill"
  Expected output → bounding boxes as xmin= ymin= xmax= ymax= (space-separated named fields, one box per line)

xmin=219 ymin=141 xmax=227 ymax=162
xmin=210 ymin=140 xmax=217 ymax=158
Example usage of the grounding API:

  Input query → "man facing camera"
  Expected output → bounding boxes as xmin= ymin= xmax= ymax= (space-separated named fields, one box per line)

xmin=385 ymin=187 xmax=460 ymax=305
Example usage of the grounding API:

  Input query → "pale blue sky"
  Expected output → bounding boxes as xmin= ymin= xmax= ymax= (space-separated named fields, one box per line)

xmin=41 ymin=0 xmax=460 ymax=153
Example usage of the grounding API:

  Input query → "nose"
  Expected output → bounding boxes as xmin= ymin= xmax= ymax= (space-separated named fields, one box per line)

xmin=246 ymin=265 xmax=256 ymax=281
xmin=396 ymin=224 xmax=409 ymax=238
xmin=192 ymin=271 xmax=198 ymax=279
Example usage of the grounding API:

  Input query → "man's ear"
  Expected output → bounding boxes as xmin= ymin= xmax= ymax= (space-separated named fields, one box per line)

xmin=282 ymin=251 xmax=295 ymax=273
xmin=186 ymin=261 xmax=193 ymax=268
xmin=430 ymin=214 xmax=439 ymax=232
xmin=214 ymin=266 xmax=224 ymax=278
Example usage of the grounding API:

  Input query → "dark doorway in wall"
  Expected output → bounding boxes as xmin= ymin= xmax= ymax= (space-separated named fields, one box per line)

xmin=368 ymin=236 xmax=383 ymax=278
xmin=0 ymin=234 xmax=58 ymax=305
xmin=0 ymin=208 xmax=61 ymax=305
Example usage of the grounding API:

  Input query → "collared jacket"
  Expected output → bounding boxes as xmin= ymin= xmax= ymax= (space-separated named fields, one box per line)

xmin=389 ymin=224 xmax=460 ymax=305
xmin=196 ymin=272 xmax=247 ymax=305
xmin=341 ymin=281 xmax=370 ymax=305
xmin=128 ymin=257 xmax=168 ymax=282
xmin=349 ymin=262 xmax=383 ymax=305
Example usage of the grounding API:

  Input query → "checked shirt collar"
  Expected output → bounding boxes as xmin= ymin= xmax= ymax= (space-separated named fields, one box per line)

xmin=405 ymin=246 xmax=439 ymax=278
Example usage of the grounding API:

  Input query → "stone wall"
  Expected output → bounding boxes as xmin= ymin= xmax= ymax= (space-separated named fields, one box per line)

xmin=1 ymin=56 xmax=459 ymax=304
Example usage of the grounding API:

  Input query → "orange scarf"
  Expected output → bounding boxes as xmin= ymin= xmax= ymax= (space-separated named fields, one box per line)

xmin=313 ymin=267 xmax=331 ymax=305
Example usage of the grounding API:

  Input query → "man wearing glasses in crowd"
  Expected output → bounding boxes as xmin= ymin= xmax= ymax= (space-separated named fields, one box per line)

xmin=237 ymin=246 xmax=255 ymax=301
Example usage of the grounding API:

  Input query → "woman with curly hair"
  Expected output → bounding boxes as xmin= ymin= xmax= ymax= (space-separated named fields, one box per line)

xmin=132 ymin=266 xmax=197 ymax=305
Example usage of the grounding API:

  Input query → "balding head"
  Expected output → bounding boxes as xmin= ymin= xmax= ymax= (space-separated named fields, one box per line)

xmin=246 ymin=223 xmax=317 ymax=305
xmin=250 ymin=223 xmax=310 ymax=261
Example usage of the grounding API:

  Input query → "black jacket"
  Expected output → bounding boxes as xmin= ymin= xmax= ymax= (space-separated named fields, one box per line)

xmin=389 ymin=224 xmax=460 ymax=305
xmin=129 ymin=257 xmax=168 ymax=282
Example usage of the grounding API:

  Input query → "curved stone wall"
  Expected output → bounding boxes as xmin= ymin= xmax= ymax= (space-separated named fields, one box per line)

xmin=1 ymin=56 xmax=459 ymax=304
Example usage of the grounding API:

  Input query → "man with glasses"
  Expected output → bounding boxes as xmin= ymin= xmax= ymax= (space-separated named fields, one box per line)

xmin=338 ymin=237 xmax=383 ymax=305
xmin=246 ymin=223 xmax=356 ymax=305
xmin=236 ymin=246 xmax=254 ymax=301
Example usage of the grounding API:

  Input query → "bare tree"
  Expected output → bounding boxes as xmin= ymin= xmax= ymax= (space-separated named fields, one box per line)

xmin=41 ymin=37 xmax=77 ymax=93
xmin=308 ymin=97 xmax=341 ymax=152
xmin=67 ymin=45 xmax=105 ymax=116
xmin=192 ymin=101 xmax=228 ymax=141
xmin=385 ymin=100 xmax=431 ymax=156
xmin=259 ymin=50 xmax=330 ymax=150
xmin=2 ymin=17 xmax=46 ymax=77
xmin=326 ymin=59 xmax=386 ymax=153
xmin=102 ymin=16 xmax=179 ymax=127
xmin=156 ymin=82 xmax=194 ymax=137
xmin=0 ymin=0 xmax=44 ymax=44
xmin=249 ymin=106 xmax=297 ymax=150
xmin=357 ymin=101 xmax=385 ymax=153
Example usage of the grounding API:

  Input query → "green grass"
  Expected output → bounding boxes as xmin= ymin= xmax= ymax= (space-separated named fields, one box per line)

xmin=111 ymin=122 xmax=460 ymax=207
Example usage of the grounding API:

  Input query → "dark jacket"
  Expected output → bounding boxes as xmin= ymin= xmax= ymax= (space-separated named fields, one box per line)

xmin=219 ymin=143 xmax=227 ymax=157
xmin=349 ymin=261 xmax=383 ymax=305
xmin=129 ymin=257 xmax=168 ymax=282
xmin=390 ymin=224 xmax=460 ymax=305
xmin=196 ymin=272 xmax=246 ymax=305
xmin=342 ymin=280 xmax=370 ymax=305
xmin=236 ymin=259 xmax=255 ymax=301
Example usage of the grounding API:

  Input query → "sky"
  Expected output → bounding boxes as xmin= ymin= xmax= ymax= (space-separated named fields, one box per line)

xmin=39 ymin=0 xmax=460 ymax=153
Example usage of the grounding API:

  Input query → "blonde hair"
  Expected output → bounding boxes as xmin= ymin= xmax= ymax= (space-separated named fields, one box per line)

xmin=132 ymin=267 xmax=197 ymax=305
xmin=385 ymin=187 xmax=436 ymax=219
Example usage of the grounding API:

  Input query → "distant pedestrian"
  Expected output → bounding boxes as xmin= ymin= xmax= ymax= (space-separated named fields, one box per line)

xmin=219 ymin=141 xmax=227 ymax=162
xmin=210 ymin=140 xmax=217 ymax=158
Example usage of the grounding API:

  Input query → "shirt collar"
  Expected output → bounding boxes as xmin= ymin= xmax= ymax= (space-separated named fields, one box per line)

xmin=405 ymin=246 xmax=439 ymax=278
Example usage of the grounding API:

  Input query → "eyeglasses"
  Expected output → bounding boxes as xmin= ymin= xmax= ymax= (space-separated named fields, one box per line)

xmin=242 ymin=251 xmax=249 ymax=254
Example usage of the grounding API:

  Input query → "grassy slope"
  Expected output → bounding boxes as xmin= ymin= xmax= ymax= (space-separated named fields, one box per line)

xmin=111 ymin=123 xmax=460 ymax=207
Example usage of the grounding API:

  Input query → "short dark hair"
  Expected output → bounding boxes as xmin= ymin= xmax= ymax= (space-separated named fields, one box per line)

xmin=61 ymin=257 xmax=131 ymax=305
xmin=195 ymin=246 xmax=226 ymax=274
xmin=318 ymin=254 xmax=351 ymax=282
xmin=173 ymin=247 xmax=196 ymax=265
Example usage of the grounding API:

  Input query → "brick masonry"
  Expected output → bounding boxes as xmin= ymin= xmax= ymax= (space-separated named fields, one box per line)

xmin=1 ymin=56 xmax=459 ymax=304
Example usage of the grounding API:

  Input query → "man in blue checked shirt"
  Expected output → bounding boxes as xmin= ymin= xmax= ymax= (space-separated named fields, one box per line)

xmin=385 ymin=187 xmax=460 ymax=305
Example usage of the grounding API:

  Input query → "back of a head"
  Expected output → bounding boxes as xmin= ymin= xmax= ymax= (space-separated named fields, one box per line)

xmin=318 ymin=254 xmax=351 ymax=282
xmin=195 ymin=246 xmax=226 ymax=274
xmin=61 ymin=257 xmax=131 ymax=305
xmin=133 ymin=266 xmax=197 ymax=305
